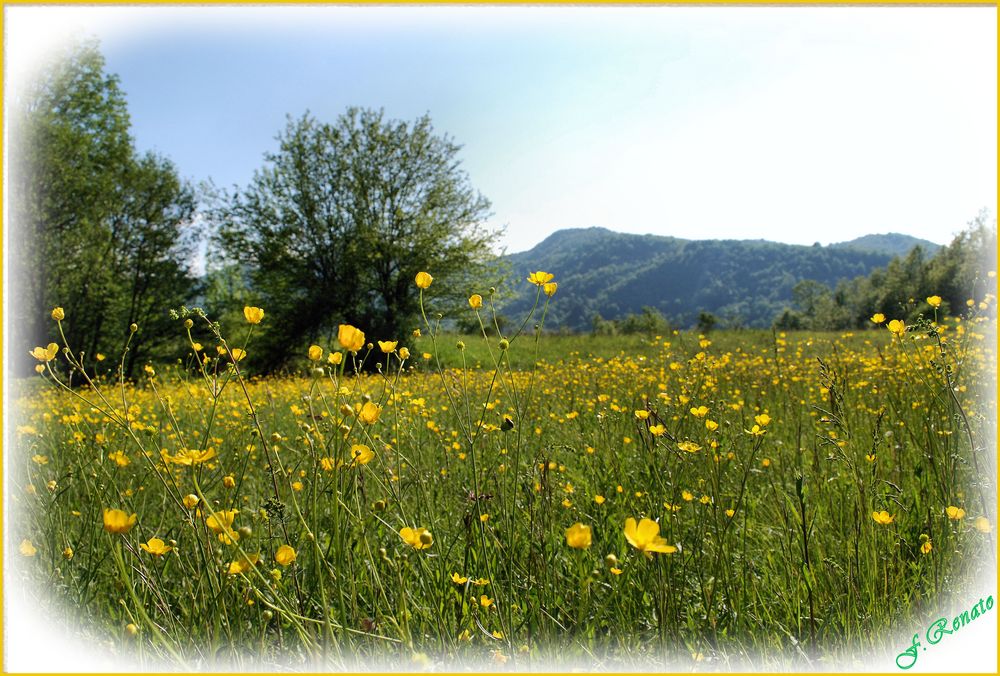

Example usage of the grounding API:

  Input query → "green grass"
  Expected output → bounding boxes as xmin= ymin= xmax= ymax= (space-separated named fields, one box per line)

xmin=11 ymin=312 xmax=996 ymax=670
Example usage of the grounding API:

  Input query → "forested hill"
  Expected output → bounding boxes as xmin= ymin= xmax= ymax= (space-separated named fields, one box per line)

xmin=502 ymin=227 xmax=940 ymax=330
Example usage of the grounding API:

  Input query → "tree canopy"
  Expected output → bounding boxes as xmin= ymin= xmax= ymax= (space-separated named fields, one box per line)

xmin=211 ymin=107 xmax=498 ymax=370
xmin=10 ymin=40 xmax=197 ymax=376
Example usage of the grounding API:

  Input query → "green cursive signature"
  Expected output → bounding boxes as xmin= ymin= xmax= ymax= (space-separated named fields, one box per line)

xmin=896 ymin=595 xmax=994 ymax=670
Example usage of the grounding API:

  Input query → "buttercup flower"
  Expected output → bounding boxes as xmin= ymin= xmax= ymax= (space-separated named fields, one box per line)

xmin=872 ymin=510 xmax=894 ymax=525
xmin=527 ymin=271 xmax=554 ymax=286
xmin=139 ymin=537 xmax=173 ymax=557
xmin=358 ymin=402 xmax=382 ymax=425
xmin=350 ymin=444 xmax=374 ymax=466
xmin=378 ymin=340 xmax=397 ymax=353
xmin=468 ymin=294 xmax=483 ymax=310
xmin=926 ymin=295 xmax=942 ymax=308
xmin=543 ymin=282 xmax=558 ymax=297
xmin=338 ymin=324 xmax=366 ymax=352
xmin=228 ymin=552 xmax=261 ymax=575
xmin=623 ymin=517 xmax=676 ymax=557
xmin=51 ymin=307 xmax=65 ymax=321
xmin=415 ymin=271 xmax=433 ymax=289
xmin=887 ymin=319 xmax=906 ymax=338
xmin=308 ymin=345 xmax=323 ymax=361
xmin=400 ymin=526 xmax=433 ymax=550
xmin=103 ymin=508 xmax=138 ymax=534
xmin=30 ymin=343 xmax=60 ymax=362
xmin=565 ymin=522 xmax=592 ymax=549
xmin=275 ymin=544 xmax=297 ymax=566
xmin=243 ymin=306 xmax=264 ymax=324
xmin=871 ymin=313 xmax=885 ymax=324
xmin=946 ymin=505 xmax=966 ymax=520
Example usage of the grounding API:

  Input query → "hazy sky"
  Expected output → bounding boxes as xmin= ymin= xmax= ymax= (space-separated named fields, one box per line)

xmin=6 ymin=6 xmax=997 ymax=253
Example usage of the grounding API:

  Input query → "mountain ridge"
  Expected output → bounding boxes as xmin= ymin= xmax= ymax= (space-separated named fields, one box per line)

xmin=501 ymin=227 xmax=940 ymax=330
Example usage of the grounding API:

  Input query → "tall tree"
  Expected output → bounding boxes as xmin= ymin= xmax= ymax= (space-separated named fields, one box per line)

xmin=212 ymin=107 xmax=498 ymax=370
xmin=9 ymin=40 xmax=197 ymax=376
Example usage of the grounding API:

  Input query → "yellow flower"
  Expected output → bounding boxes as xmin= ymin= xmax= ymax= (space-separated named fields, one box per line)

xmin=350 ymin=444 xmax=374 ymax=466
xmin=887 ymin=319 xmax=906 ymax=338
xmin=108 ymin=450 xmax=130 ymax=467
xmin=747 ymin=425 xmax=766 ymax=437
xmin=161 ymin=447 xmax=217 ymax=466
xmin=926 ymin=295 xmax=942 ymax=308
xmin=648 ymin=424 xmax=666 ymax=436
xmin=754 ymin=413 xmax=771 ymax=427
xmin=414 ymin=271 xmax=433 ymax=289
xmin=704 ymin=420 xmax=719 ymax=432
xmin=103 ymin=508 xmax=138 ymax=534
xmin=139 ymin=537 xmax=172 ymax=557
xmin=594 ymin=495 xmax=606 ymax=505
xmin=871 ymin=510 xmax=894 ymax=526
xmin=468 ymin=294 xmax=483 ymax=309
xmin=634 ymin=409 xmax=649 ymax=420
xmin=623 ymin=517 xmax=677 ymax=557
xmin=358 ymin=402 xmax=382 ymax=425
xmin=527 ymin=271 xmax=554 ymax=286
xmin=338 ymin=324 xmax=366 ymax=352
xmin=871 ymin=313 xmax=885 ymax=324
xmin=229 ymin=348 xmax=247 ymax=362
xmin=29 ymin=343 xmax=60 ymax=362
xmin=479 ymin=594 xmax=494 ymax=608
xmin=682 ymin=490 xmax=694 ymax=501
xmin=206 ymin=509 xmax=240 ymax=543
xmin=543 ymin=282 xmax=558 ymax=297
xmin=62 ymin=546 xmax=74 ymax=560
xmin=974 ymin=517 xmax=992 ymax=533
xmin=32 ymin=454 xmax=48 ymax=465
xmin=51 ymin=307 xmax=65 ymax=321
xmin=398 ymin=347 xmax=410 ymax=360
xmin=228 ymin=552 xmax=260 ymax=575
xmin=921 ymin=540 xmax=932 ymax=555
xmin=328 ymin=351 xmax=343 ymax=365
xmin=378 ymin=340 xmax=397 ymax=353
xmin=946 ymin=505 xmax=966 ymax=520
xmin=677 ymin=441 xmax=701 ymax=453
xmin=19 ymin=539 xmax=37 ymax=557
xmin=725 ymin=509 xmax=735 ymax=518
xmin=564 ymin=522 xmax=592 ymax=549
xmin=223 ymin=475 xmax=236 ymax=489
xmin=400 ymin=526 xmax=433 ymax=550
xmin=689 ymin=406 xmax=709 ymax=418
xmin=308 ymin=345 xmax=323 ymax=361
xmin=451 ymin=572 xmax=469 ymax=585
xmin=243 ymin=306 xmax=264 ymax=324
xmin=182 ymin=494 xmax=200 ymax=510
xmin=275 ymin=544 xmax=297 ymax=566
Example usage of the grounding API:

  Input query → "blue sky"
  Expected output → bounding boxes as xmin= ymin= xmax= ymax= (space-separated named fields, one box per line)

xmin=7 ymin=6 xmax=997 ymax=253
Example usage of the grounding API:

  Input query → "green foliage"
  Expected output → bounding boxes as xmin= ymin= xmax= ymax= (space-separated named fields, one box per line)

xmin=10 ymin=40 xmax=197 ymax=376
xmin=503 ymin=228 xmax=899 ymax=330
xmin=775 ymin=212 xmax=996 ymax=330
xmin=210 ymin=108 xmax=499 ymax=371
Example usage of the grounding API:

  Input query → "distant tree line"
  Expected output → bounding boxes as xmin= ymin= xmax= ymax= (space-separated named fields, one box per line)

xmin=772 ymin=215 xmax=996 ymax=331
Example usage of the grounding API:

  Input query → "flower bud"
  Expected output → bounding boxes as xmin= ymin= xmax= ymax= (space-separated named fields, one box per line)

xmin=183 ymin=318 xmax=193 ymax=329
xmin=498 ymin=338 xmax=509 ymax=351
xmin=129 ymin=323 xmax=138 ymax=333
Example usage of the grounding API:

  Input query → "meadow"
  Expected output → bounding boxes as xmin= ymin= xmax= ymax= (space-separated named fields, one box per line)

xmin=11 ymin=278 xmax=997 ymax=670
